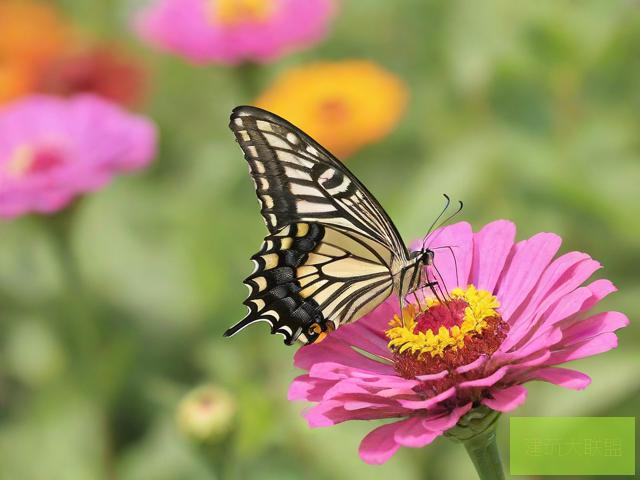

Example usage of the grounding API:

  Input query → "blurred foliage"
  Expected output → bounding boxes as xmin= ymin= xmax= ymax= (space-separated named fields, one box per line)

xmin=0 ymin=1 xmax=639 ymax=479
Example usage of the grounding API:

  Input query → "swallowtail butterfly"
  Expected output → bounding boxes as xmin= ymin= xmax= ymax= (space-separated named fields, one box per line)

xmin=223 ymin=106 xmax=435 ymax=345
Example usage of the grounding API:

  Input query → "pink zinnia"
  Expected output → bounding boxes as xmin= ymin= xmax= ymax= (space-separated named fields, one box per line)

xmin=288 ymin=220 xmax=628 ymax=464
xmin=135 ymin=0 xmax=335 ymax=65
xmin=0 ymin=94 xmax=156 ymax=218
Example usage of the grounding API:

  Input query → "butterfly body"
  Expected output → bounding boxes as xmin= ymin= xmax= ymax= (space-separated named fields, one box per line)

xmin=223 ymin=106 xmax=434 ymax=345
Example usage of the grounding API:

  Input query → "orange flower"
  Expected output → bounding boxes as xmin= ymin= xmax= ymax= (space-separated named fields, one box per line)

xmin=0 ymin=0 xmax=71 ymax=104
xmin=0 ymin=1 xmax=70 ymax=67
xmin=256 ymin=61 xmax=408 ymax=158
xmin=0 ymin=61 xmax=34 ymax=103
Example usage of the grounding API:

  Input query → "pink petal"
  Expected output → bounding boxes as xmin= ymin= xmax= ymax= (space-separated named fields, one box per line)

xmin=294 ymin=338 xmax=396 ymax=375
xmin=482 ymin=385 xmax=527 ymax=412
xmin=288 ymin=375 xmax=334 ymax=401
xmin=457 ymin=366 xmax=508 ymax=388
xmin=501 ymin=253 xmax=600 ymax=350
xmin=353 ymin=297 xmax=400 ymax=334
xmin=306 ymin=363 xmax=419 ymax=395
xmin=416 ymin=370 xmax=449 ymax=381
xmin=470 ymin=220 xmax=516 ymax=293
xmin=322 ymin=381 xmax=371 ymax=401
xmin=528 ymin=287 xmax=594 ymax=335
xmin=359 ymin=420 xmax=405 ymax=464
xmin=304 ymin=400 xmax=407 ymax=427
xmin=393 ymin=416 xmax=440 ymax=447
xmin=456 ymin=355 xmax=488 ymax=374
xmin=493 ymin=327 xmax=561 ymax=365
xmin=422 ymin=222 xmax=474 ymax=290
xmin=333 ymin=320 xmax=391 ymax=358
xmin=495 ymin=233 xmax=562 ymax=322
xmin=561 ymin=311 xmax=628 ymax=345
xmin=507 ymin=349 xmax=551 ymax=368
xmin=422 ymin=403 xmax=473 ymax=431
xmin=343 ymin=394 xmax=402 ymax=411
xmin=521 ymin=367 xmax=591 ymax=390
xmin=580 ymin=279 xmax=618 ymax=312
xmin=396 ymin=387 xmax=457 ymax=410
xmin=391 ymin=404 xmax=472 ymax=448
xmin=546 ymin=333 xmax=619 ymax=364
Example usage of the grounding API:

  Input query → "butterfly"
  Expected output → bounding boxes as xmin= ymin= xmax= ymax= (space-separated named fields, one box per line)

xmin=223 ymin=106 xmax=436 ymax=345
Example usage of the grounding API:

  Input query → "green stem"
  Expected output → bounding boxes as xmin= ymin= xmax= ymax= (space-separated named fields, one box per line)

xmin=37 ymin=203 xmax=99 ymax=375
xmin=463 ymin=426 xmax=505 ymax=480
xmin=199 ymin=438 xmax=236 ymax=480
xmin=445 ymin=405 xmax=505 ymax=480
xmin=234 ymin=62 xmax=263 ymax=101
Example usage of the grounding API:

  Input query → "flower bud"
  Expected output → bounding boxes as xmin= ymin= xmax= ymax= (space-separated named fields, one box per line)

xmin=176 ymin=384 xmax=236 ymax=443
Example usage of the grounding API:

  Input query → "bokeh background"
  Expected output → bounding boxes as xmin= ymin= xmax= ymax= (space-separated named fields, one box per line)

xmin=0 ymin=1 xmax=638 ymax=479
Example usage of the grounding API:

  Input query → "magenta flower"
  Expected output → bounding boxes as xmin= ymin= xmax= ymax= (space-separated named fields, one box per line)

xmin=288 ymin=220 xmax=628 ymax=464
xmin=135 ymin=0 xmax=335 ymax=65
xmin=0 ymin=94 xmax=156 ymax=218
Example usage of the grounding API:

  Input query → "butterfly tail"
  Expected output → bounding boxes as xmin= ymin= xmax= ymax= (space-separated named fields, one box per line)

xmin=223 ymin=317 xmax=256 ymax=338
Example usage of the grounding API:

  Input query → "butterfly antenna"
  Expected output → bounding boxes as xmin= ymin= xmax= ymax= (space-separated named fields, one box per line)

xmin=422 ymin=200 xmax=464 ymax=245
xmin=421 ymin=194 xmax=451 ymax=251
xmin=437 ymin=245 xmax=460 ymax=288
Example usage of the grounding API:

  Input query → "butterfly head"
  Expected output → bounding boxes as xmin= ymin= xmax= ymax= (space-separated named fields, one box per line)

xmin=421 ymin=248 xmax=435 ymax=266
xmin=411 ymin=248 xmax=434 ymax=266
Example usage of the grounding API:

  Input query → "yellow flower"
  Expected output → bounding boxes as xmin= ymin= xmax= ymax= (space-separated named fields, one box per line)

xmin=0 ymin=1 xmax=70 ymax=67
xmin=256 ymin=60 xmax=408 ymax=158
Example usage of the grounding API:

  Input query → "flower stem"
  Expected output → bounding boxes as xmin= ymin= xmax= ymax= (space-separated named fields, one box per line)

xmin=234 ymin=62 xmax=262 ymax=100
xmin=462 ymin=426 xmax=505 ymax=480
xmin=38 ymin=203 xmax=99 ymax=374
xmin=445 ymin=405 xmax=505 ymax=480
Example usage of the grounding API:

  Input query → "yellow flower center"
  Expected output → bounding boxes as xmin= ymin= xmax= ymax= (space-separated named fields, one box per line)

xmin=208 ymin=0 xmax=277 ymax=26
xmin=386 ymin=285 xmax=500 ymax=358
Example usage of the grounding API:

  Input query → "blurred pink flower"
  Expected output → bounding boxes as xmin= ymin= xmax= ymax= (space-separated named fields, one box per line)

xmin=289 ymin=220 xmax=628 ymax=464
xmin=0 ymin=94 xmax=156 ymax=218
xmin=135 ymin=0 xmax=335 ymax=65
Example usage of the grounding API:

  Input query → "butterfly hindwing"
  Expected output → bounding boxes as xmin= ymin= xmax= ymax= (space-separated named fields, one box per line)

xmin=224 ymin=222 xmax=394 ymax=345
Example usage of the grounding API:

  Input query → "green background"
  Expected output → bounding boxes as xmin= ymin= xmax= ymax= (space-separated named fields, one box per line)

xmin=1 ymin=1 xmax=639 ymax=479
xmin=510 ymin=417 xmax=635 ymax=475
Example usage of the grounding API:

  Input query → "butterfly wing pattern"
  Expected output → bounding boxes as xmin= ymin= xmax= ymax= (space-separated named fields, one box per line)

xmin=223 ymin=106 xmax=415 ymax=345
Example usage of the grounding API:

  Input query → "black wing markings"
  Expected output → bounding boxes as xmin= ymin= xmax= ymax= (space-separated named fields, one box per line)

xmin=224 ymin=222 xmax=393 ymax=344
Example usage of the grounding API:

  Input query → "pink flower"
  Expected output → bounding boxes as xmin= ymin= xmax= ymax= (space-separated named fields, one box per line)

xmin=0 ymin=94 xmax=156 ymax=218
xmin=135 ymin=0 xmax=335 ymax=65
xmin=288 ymin=220 xmax=628 ymax=464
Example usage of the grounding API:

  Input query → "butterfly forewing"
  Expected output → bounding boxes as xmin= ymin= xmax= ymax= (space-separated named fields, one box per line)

xmin=229 ymin=106 xmax=408 ymax=257
xmin=225 ymin=106 xmax=411 ymax=344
